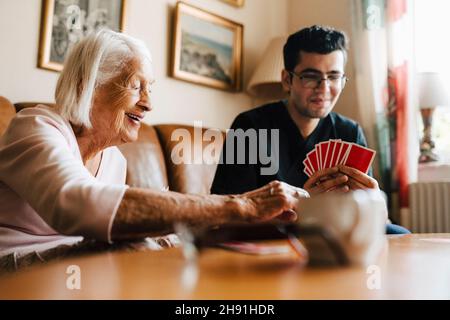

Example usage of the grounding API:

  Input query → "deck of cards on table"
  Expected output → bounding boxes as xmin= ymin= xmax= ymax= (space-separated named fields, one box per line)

xmin=303 ymin=139 xmax=376 ymax=177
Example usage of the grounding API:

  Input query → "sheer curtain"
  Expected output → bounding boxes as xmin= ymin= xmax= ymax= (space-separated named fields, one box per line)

xmin=415 ymin=0 xmax=450 ymax=159
xmin=351 ymin=0 xmax=418 ymax=226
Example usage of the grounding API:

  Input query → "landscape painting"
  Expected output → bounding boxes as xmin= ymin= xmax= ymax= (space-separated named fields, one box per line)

xmin=171 ymin=2 xmax=243 ymax=91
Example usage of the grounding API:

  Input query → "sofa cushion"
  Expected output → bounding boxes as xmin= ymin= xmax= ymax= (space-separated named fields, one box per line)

xmin=118 ymin=123 xmax=169 ymax=190
xmin=155 ymin=124 xmax=225 ymax=195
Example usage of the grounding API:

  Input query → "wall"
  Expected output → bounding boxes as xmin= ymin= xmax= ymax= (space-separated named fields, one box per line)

xmin=0 ymin=0 xmax=288 ymax=130
xmin=288 ymin=0 xmax=361 ymax=124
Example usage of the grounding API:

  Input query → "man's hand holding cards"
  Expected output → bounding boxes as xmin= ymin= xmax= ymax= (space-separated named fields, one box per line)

xmin=302 ymin=140 xmax=378 ymax=195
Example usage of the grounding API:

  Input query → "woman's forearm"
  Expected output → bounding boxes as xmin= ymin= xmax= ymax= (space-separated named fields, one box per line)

xmin=111 ymin=187 xmax=243 ymax=240
xmin=111 ymin=180 xmax=305 ymax=241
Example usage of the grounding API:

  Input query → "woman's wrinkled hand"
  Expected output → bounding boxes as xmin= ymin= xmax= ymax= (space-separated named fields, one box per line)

xmin=237 ymin=180 xmax=309 ymax=223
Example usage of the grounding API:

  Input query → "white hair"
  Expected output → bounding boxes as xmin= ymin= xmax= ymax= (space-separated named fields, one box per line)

xmin=55 ymin=29 xmax=153 ymax=128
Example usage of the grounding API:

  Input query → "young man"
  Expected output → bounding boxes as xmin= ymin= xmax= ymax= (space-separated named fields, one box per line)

xmin=212 ymin=25 xmax=378 ymax=196
xmin=211 ymin=25 xmax=410 ymax=234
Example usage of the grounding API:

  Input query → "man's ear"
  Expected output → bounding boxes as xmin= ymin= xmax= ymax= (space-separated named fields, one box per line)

xmin=281 ymin=69 xmax=291 ymax=93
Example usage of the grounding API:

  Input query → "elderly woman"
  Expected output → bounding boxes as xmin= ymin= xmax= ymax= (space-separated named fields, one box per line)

xmin=0 ymin=30 xmax=308 ymax=267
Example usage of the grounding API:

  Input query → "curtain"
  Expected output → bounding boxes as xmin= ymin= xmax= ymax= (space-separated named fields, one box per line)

xmin=351 ymin=0 xmax=418 ymax=225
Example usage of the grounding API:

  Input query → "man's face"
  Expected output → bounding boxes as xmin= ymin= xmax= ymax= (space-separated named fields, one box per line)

xmin=282 ymin=50 xmax=346 ymax=119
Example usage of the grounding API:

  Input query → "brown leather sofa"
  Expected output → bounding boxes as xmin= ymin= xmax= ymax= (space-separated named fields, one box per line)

xmin=0 ymin=96 xmax=225 ymax=195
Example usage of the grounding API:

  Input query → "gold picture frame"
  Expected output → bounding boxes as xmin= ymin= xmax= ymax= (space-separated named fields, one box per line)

xmin=220 ymin=0 xmax=245 ymax=7
xmin=171 ymin=2 xmax=243 ymax=91
xmin=38 ymin=0 xmax=127 ymax=72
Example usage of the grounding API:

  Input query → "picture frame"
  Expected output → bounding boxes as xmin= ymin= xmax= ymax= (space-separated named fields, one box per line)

xmin=38 ymin=0 xmax=127 ymax=72
xmin=220 ymin=0 xmax=245 ymax=7
xmin=171 ymin=2 xmax=243 ymax=91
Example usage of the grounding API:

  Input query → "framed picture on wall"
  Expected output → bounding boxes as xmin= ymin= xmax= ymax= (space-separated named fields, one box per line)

xmin=220 ymin=0 xmax=245 ymax=7
xmin=171 ymin=2 xmax=243 ymax=91
xmin=38 ymin=0 xmax=127 ymax=72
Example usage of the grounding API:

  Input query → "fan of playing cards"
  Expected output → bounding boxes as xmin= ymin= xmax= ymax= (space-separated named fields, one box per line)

xmin=303 ymin=139 xmax=376 ymax=177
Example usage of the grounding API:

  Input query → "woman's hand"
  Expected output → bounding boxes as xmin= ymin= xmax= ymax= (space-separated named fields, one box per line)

xmin=237 ymin=180 xmax=310 ymax=223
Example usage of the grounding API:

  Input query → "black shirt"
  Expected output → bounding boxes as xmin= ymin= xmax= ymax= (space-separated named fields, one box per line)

xmin=211 ymin=100 xmax=370 ymax=195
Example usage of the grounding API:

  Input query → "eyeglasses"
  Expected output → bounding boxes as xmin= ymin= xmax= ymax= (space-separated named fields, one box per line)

xmin=288 ymin=71 xmax=348 ymax=89
xmin=128 ymin=82 xmax=153 ymax=96
xmin=121 ymin=77 xmax=155 ymax=96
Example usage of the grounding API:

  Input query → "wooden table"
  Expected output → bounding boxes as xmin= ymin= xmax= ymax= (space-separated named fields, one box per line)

xmin=1 ymin=234 xmax=450 ymax=299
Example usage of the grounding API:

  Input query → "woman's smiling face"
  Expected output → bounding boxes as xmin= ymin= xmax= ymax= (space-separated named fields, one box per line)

xmin=90 ymin=57 xmax=154 ymax=145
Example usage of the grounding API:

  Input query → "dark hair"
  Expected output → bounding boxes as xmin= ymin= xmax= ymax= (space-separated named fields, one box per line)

xmin=283 ymin=25 xmax=348 ymax=71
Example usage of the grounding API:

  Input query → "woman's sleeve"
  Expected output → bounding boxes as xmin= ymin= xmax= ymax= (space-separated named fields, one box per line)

xmin=0 ymin=110 xmax=128 ymax=243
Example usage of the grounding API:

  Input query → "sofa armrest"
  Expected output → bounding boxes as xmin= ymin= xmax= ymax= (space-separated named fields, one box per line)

xmin=155 ymin=124 xmax=225 ymax=195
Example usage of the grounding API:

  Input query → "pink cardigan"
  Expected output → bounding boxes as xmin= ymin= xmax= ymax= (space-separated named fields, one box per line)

xmin=0 ymin=105 xmax=128 ymax=258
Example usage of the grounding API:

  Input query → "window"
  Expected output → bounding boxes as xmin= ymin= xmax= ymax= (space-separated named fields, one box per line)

xmin=415 ymin=0 xmax=450 ymax=159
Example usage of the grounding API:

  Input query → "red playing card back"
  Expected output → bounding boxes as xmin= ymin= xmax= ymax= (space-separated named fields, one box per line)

xmin=344 ymin=144 xmax=376 ymax=174
xmin=338 ymin=142 xmax=351 ymax=165
xmin=323 ymin=140 xmax=336 ymax=168
xmin=307 ymin=149 xmax=319 ymax=172
xmin=331 ymin=140 xmax=342 ymax=167
xmin=319 ymin=142 xmax=329 ymax=170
